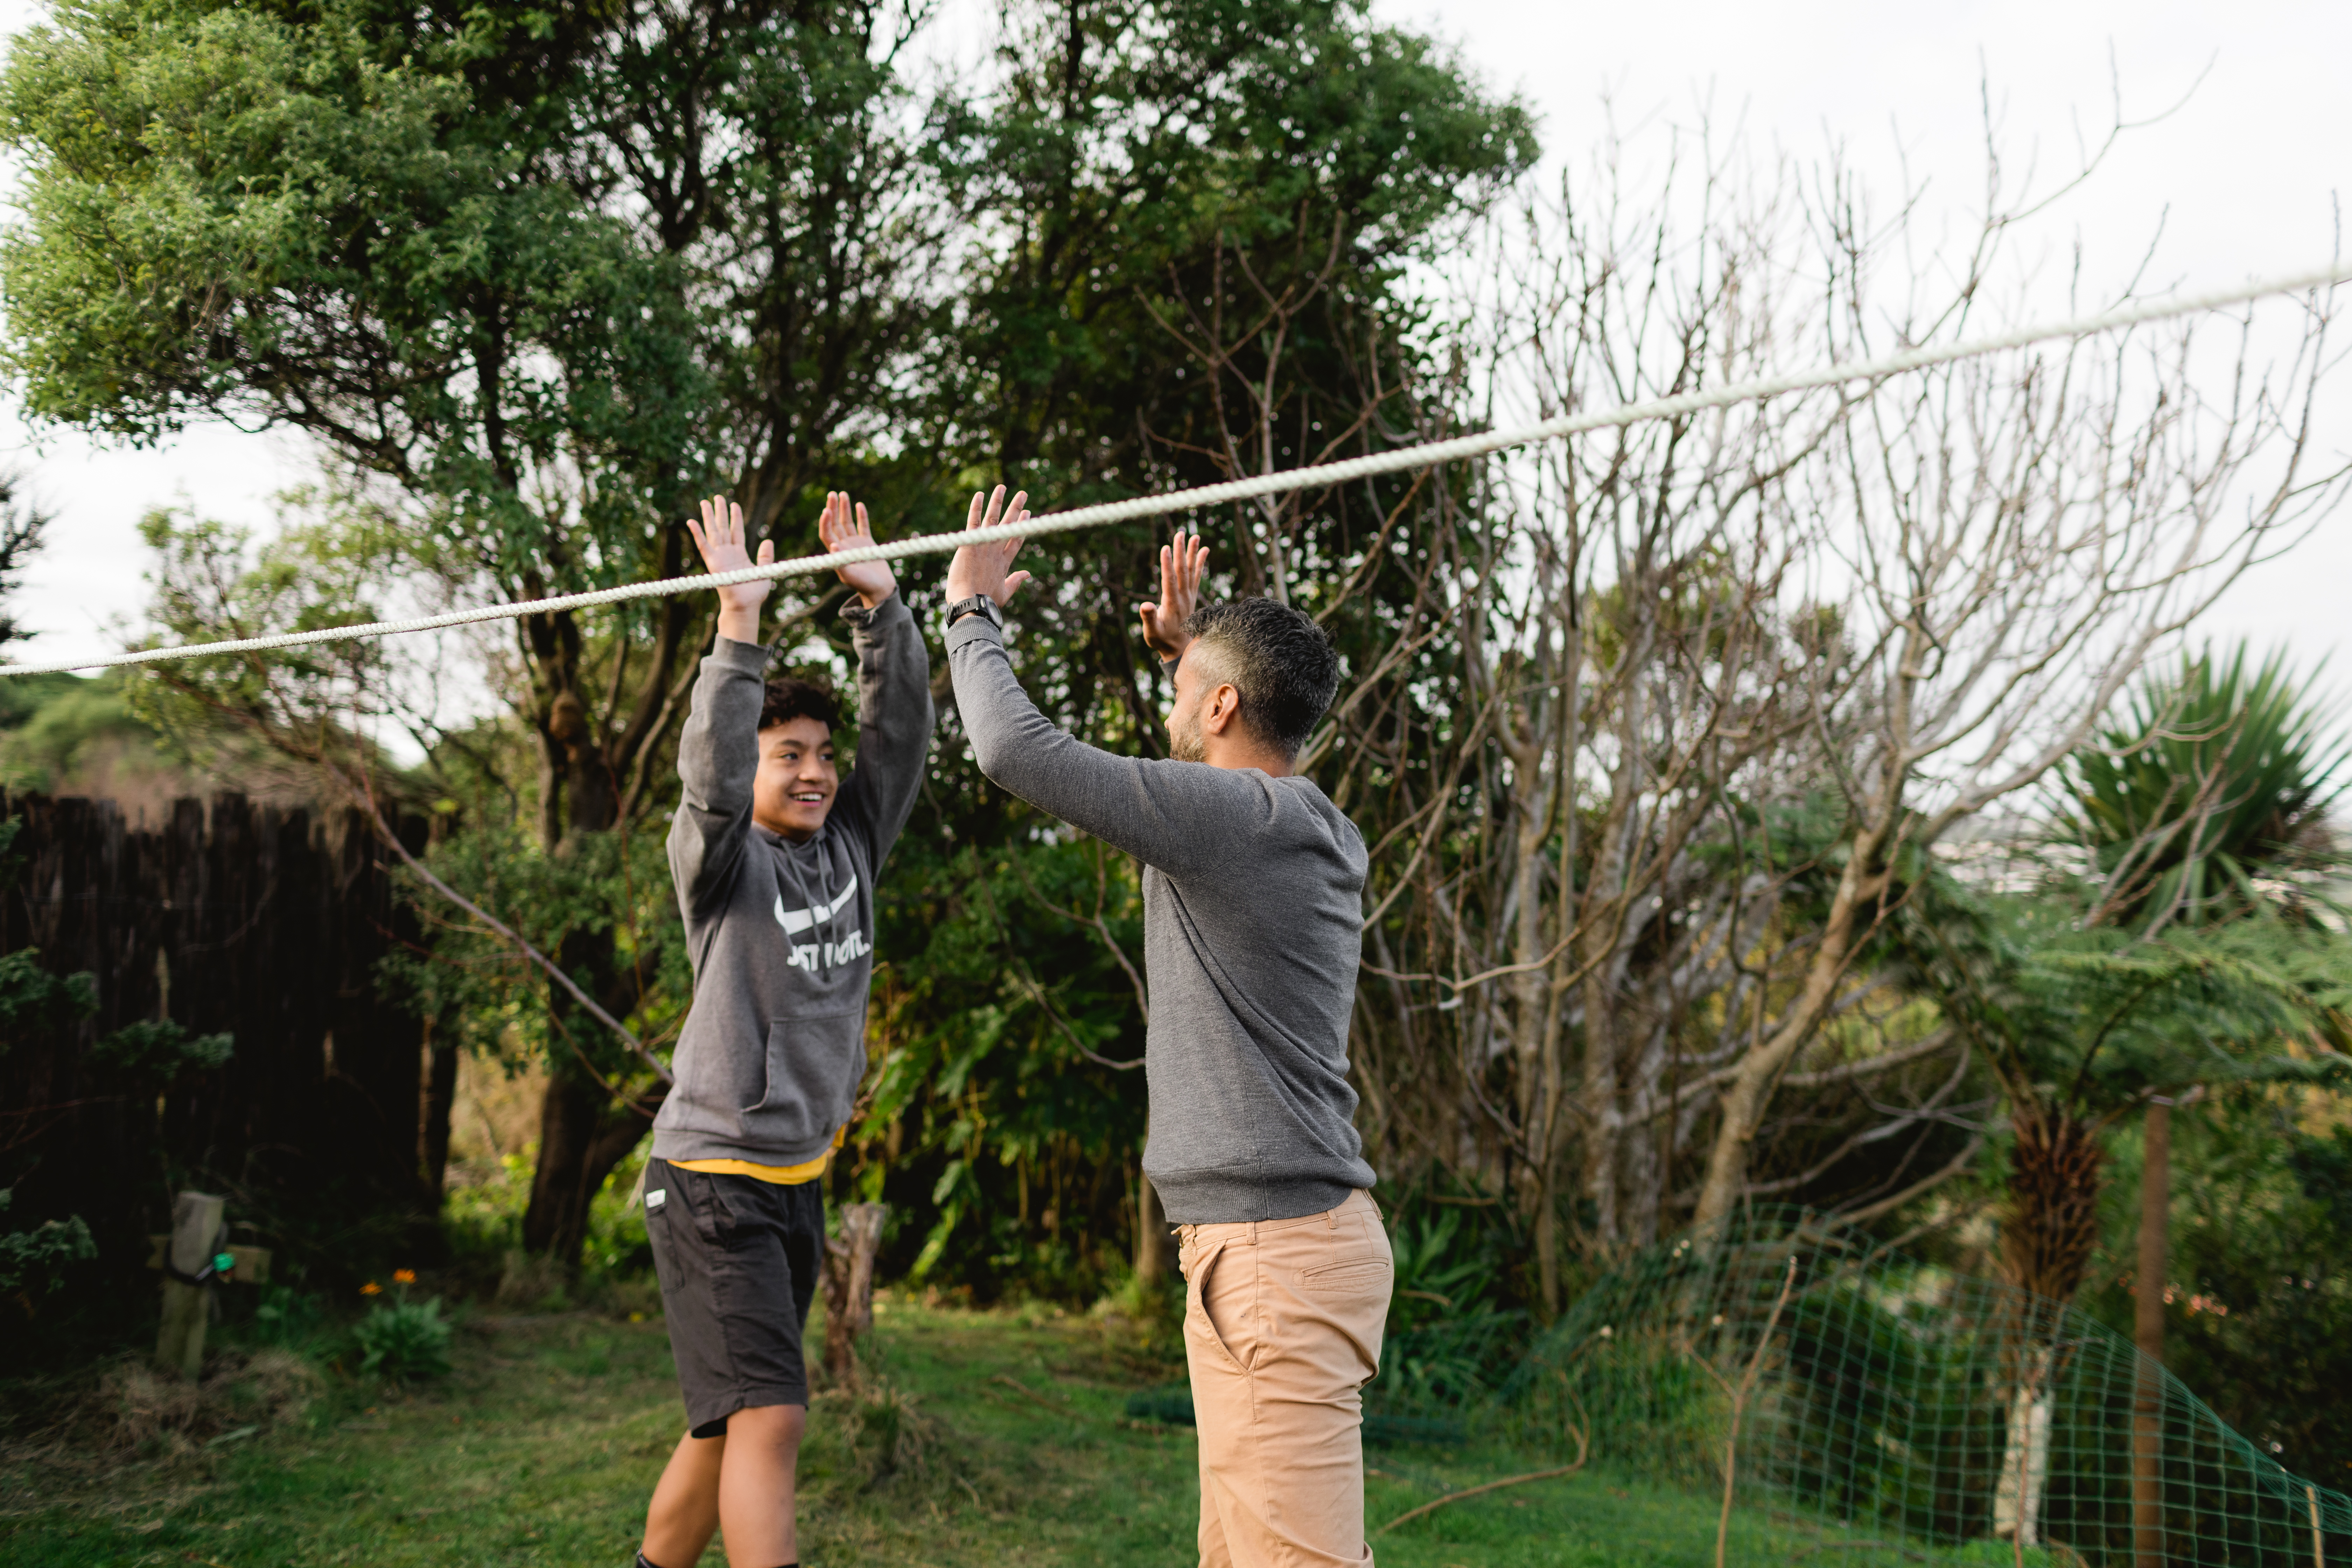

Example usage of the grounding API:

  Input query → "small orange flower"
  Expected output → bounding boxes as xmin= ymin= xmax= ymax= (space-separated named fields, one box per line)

xmin=360 ymin=1281 xmax=383 ymax=1296
xmin=393 ymin=1268 xmax=416 ymax=1286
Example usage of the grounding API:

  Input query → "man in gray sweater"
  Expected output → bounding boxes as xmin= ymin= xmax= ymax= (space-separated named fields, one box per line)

xmin=944 ymin=487 xmax=1393 ymax=1568
xmin=637 ymin=491 xmax=933 ymax=1568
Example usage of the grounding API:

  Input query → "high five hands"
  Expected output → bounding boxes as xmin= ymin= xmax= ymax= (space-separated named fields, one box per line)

xmin=687 ymin=491 xmax=897 ymax=645
xmin=946 ymin=490 xmax=1208 ymax=660
xmin=944 ymin=485 xmax=1035 ymax=607
xmin=684 ymin=493 xmax=772 ymax=646
xmin=1138 ymin=528 xmax=1208 ymax=665
xmin=817 ymin=492 xmax=897 ymax=610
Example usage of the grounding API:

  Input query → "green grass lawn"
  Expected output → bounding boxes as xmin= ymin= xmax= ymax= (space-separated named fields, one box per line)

xmin=0 ymin=1296 xmax=1973 ymax=1567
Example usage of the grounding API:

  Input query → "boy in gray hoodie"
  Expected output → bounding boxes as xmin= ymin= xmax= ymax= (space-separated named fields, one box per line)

xmin=637 ymin=491 xmax=933 ymax=1568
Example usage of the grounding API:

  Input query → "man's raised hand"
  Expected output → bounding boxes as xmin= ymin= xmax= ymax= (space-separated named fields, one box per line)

xmin=944 ymin=485 xmax=1034 ymax=608
xmin=685 ymin=493 xmax=772 ymax=646
xmin=817 ymin=491 xmax=895 ymax=609
xmin=1138 ymin=528 xmax=1209 ymax=664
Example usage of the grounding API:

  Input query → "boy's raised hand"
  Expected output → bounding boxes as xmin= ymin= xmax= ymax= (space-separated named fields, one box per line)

xmin=1138 ymin=528 xmax=1209 ymax=664
xmin=818 ymin=491 xmax=895 ymax=609
xmin=685 ymin=493 xmax=772 ymax=646
xmin=944 ymin=485 xmax=1035 ymax=608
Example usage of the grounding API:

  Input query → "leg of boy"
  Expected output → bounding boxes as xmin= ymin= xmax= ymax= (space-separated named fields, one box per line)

xmin=1179 ymin=1191 xmax=1393 ymax=1568
xmin=642 ymin=1428 xmax=722 ymax=1566
xmin=639 ymin=1403 xmax=805 ymax=1568
xmin=641 ymin=1161 xmax=824 ymax=1568
xmin=718 ymin=1404 xmax=805 ymax=1563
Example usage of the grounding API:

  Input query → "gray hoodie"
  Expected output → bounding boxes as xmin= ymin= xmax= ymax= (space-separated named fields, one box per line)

xmin=652 ymin=595 xmax=933 ymax=1166
xmin=946 ymin=614 xmax=1376 ymax=1224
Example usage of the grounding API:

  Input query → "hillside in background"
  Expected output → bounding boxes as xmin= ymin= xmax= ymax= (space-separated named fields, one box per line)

xmin=0 ymin=669 xmax=331 ymax=820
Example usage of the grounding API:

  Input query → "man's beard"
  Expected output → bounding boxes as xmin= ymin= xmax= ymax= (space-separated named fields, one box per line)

xmin=1168 ymin=704 xmax=1207 ymax=763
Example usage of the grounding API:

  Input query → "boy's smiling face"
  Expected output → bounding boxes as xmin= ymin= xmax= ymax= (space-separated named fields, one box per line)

xmin=752 ymin=716 xmax=839 ymax=841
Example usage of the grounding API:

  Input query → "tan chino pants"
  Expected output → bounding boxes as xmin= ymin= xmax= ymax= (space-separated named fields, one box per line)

xmin=1176 ymin=1189 xmax=1394 ymax=1568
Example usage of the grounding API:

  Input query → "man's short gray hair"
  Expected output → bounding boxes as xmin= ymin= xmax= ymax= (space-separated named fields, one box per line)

xmin=1183 ymin=598 xmax=1340 ymax=759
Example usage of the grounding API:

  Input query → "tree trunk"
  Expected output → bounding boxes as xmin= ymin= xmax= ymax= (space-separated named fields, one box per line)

xmin=520 ymin=1064 xmax=658 ymax=1265
xmin=418 ymin=1018 xmax=460 ymax=1203
xmin=1991 ymin=1108 xmax=2105 ymax=1552
xmin=1692 ymin=822 xmax=1890 ymax=1227
xmin=1992 ymin=1338 xmax=2056 ymax=1548
xmin=2132 ymin=1098 xmax=2173 ymax=1568
xmin=1504 ymin=771 xmax=1558 ymax=1309
xmin=520 ymin=917 xmax=654 ymax=1266
xmin=1135 ymin=1163 xmax=1171 ymax=1284
xmin=822 ymin=1202 xmax=889 ymax=1384
xmin=1999 ymin=1109 xmax=2106 ymax=1305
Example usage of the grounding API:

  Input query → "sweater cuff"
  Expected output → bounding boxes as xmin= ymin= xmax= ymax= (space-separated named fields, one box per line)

xmin=838 ymin=591 xmax=908 ymax=631
xmin=710 ymin=635 xmax=770 ymax=673
xmin=944 ymin=612 xmax=1006 ymax=656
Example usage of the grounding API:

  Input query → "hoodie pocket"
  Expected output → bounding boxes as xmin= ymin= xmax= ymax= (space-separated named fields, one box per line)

xmin=742 ymin=1006 xmax=867 ymax=1147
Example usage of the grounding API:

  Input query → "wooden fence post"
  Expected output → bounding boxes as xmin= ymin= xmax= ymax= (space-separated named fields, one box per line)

xmin=156 ymin=1191 xmax=225 ymax=1378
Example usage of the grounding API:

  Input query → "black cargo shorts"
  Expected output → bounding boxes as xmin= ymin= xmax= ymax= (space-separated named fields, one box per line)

xmin=642 ymin=1157 xmax=824 ymax=1436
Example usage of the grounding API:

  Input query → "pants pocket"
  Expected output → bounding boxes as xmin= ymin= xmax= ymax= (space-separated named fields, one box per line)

xmin=1298 ymin=1258 xmax=1391 ymax=1302
xmin=1185 ymin=1239 xmax=1252 ymax=1374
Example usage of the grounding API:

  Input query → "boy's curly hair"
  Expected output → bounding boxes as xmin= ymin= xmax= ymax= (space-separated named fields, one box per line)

xmin=760 ymin=676 xmax=840 ymax=733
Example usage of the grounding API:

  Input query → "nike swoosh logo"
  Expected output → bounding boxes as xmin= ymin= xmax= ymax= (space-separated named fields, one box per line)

xmin=774 ymin=873 xmax=859 ymax=934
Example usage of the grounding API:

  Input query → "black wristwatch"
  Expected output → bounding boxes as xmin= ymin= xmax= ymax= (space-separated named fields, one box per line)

xmin=944 ymin=594 xmax=1002 ymax=630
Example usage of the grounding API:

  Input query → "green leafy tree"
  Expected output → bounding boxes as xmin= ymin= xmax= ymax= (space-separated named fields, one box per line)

xmin=0 ymin=0 xmax=954 ymax=1264
xmin=0 ymin=473 xmax=50 ymax=651
xmin=842 ymin=0 xmax=1534 ymax=1291
xmin=0 ymin=0 xmax=1532 ymax=1285
xmin=0 ymin=1187 xmax=96 ymax=1314
xmin=1916 ymin=897 xmax=2348 ymax=1305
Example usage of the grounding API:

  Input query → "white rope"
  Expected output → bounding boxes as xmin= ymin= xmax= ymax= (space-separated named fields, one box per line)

xmin=7 ymin=260 xmax=2345 ymax=679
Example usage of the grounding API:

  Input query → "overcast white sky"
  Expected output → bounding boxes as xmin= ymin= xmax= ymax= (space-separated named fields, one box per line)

xmin=4 ymin=0 xmax=2348 ymax=679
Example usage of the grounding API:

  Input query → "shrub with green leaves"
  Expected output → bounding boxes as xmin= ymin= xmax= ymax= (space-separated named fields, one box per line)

xmin=88 ymin=1018 xmax=234 ymax=1079
xmin=352 ymin=1287 xmax=452 ymax=1384
xmin=0 ymin=1186 xmax=95 ymax=1302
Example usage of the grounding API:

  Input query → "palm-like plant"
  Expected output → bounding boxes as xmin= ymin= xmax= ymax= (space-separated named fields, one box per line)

xmin=2039 ymin=642 xmax=2350 ymax=1554
xmin=2058 ymin=644 xmax=2348 ymax=933
xmin=1931 ymin=911 xmax=2350 ymax=1302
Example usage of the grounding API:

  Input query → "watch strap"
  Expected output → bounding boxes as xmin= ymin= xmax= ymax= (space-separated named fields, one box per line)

xmin=944 ymin=594 xmax=1001 ymax=629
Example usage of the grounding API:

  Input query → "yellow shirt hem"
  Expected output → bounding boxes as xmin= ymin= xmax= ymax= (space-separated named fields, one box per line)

xmin=670 ymin=1126 xmax=845 ymax=1186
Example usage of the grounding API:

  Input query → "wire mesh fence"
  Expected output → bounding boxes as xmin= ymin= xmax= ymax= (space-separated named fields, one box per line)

xmin=1376 ymin=1208 xmax=2348 ymax=1565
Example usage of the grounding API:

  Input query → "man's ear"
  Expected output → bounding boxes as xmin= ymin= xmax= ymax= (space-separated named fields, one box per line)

xmin=1200 ymin=682 xmax=1244 ymax=735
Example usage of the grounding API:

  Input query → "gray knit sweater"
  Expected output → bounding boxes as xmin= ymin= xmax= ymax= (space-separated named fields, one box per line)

xmin=652 ymin=595 xmax=933 ymax=1166
xmin=946 ymin=615 xmax=1376 ymax=1223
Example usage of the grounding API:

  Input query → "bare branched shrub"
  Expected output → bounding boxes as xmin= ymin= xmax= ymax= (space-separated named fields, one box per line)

xmin=1335 ymin=107 xmax=2348 ymax=1300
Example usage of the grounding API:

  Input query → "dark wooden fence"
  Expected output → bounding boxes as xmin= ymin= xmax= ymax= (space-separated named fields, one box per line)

xmin=0 ymin=792 xmax=448 ymax=1293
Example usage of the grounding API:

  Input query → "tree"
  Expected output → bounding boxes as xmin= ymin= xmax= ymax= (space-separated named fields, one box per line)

xmin=1907 ymin=892 xmax=2350 ymax=1545
xmin=3 ymin=0 xmax=1538 ymax=1279
xmin=1319 ymin=98 xmax=2351 ymax=1314
xmin=0 ymin=474 xmax=49 ymax=652
xmin=1682 ymin=281 xmax=2349 ymax=1228
xmin=0 ymin=0 xmax=952 ymax=1264
xmin=2054 ymin=641 xmax=2349 ymax=1564
xmin=830 ymin=0 xmax=1536 ymax=1291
